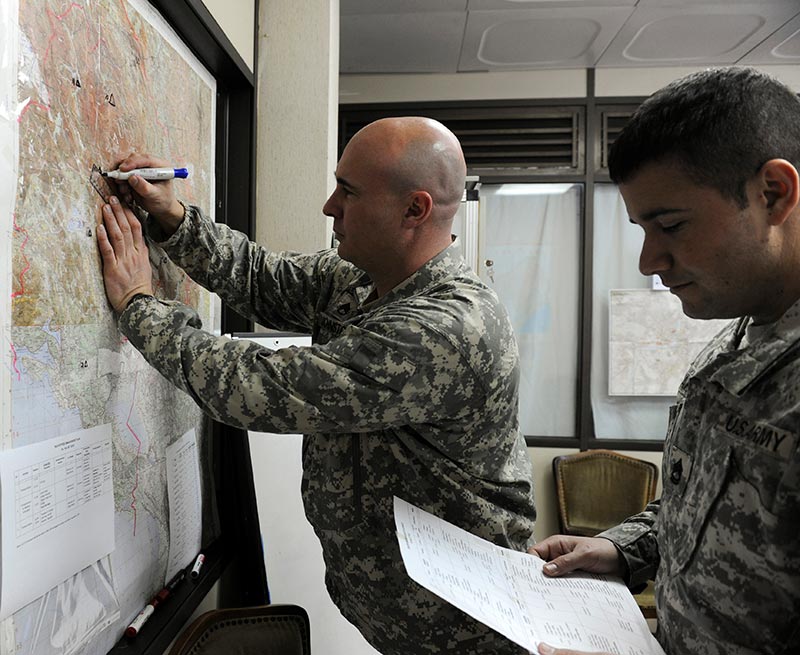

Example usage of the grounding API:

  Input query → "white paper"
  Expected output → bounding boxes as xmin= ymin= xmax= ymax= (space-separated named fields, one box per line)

xmin=394 ymin=497 xmax=666 ymax=655
xmin=0 ymin=425 xmax=114 ymax=620
xmin=165 ymin=429 xmax=202 ymax=580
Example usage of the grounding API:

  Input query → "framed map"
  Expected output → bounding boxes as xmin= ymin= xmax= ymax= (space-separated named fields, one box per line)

xmin=0 ymin=1 xmax=263 ymax=654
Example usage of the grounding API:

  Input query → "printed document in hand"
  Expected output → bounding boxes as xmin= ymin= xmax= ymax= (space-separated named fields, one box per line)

xmin=394 ymin=497 xmax=666 ymax=655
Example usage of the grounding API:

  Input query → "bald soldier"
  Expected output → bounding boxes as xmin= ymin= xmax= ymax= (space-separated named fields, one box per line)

xmin=96 ymin=117 xmax=536 ymax=654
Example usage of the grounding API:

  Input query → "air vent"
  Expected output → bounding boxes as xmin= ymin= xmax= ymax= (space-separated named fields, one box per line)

xmin=596 ymin=105 xmax=637 ymax=173
xmin=340 ymin=105 xmax=585 ymax=179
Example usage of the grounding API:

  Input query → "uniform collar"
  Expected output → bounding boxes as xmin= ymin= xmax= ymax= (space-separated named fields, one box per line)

xmin=356 ymin=238 xmax=466 ymax=310
xmin=706 ymin=297 xmax=800 ymax=396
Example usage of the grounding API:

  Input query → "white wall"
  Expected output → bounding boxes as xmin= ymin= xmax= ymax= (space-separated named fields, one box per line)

xmin=201 ymin=0 xmax=255 ymax=71
xmin=595 ymin=64 xmax=800 ymax=96
xmin=249 ymin=430 xmax=381 ymax=655
xmin=255 ymin=0 xmax=338 ymax=252
xmin=340 ymin=69 xmax=586 ymax=103
xmin=341 ymin=64 xmax=800 ymax=103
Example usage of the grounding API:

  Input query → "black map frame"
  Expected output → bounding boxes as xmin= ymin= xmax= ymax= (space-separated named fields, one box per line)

xmin=108 ymin=1 xmax=266 ymax=653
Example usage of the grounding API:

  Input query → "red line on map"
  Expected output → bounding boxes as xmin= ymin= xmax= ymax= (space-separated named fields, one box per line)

xmin=11 ymin=214 xmax=30 ymax=300
xmin=119 ymin=0 xmax=141 ymax=44
xmin=119 ymin=0 xmax=149 ymax=81
xmin=56 ymin=2 xmax=84 ymax=21
xmin=126 ymin=373 xmax=142 ymax=536
xmin=9 ymin=342 xmax=21 ymax=382
xmin=16 ymin=99 xmax=50 ymax=124
xmin=42 ymin=3 xmax=105 ymax=65
xmin=43 ymin=3 xmax=85 ymax=65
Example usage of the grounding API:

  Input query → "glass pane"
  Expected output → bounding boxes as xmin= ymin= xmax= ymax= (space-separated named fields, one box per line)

xmin=591 ymin=184 xmax=673 ymax=440
xmin=479 ymin=183 xmax=581 ymax=436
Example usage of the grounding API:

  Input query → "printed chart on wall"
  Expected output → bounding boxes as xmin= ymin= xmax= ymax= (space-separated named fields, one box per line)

xmin=0 ymin=1 xmax=218 ymax=653
xmin=608 ymin=290 xmax=728 ymax=396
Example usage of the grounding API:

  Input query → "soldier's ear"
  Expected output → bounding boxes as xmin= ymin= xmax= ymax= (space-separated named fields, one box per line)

xmin=758 ymin=159 xmax=799 ymax=226
xmin=402 ymin=191 xmax=433 ymax=227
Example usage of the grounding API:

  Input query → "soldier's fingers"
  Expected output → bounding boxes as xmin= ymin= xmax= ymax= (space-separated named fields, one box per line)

xmin=102 ymin=203 xmax=124 ymax=249
xmin=96 ymin=224 xmax=116 ymax=266
xmin=116 ymin=152 xmax=170 ymax=171
xmin=128 ymin=209 xmax=145 ymax=249
xmin=529 ymin=535 xmax=580 ymax=562
xmin=108 ymin=197 xmax=134 ymax=249
xmin=540 ymin=552 xmax=584 ymax=577
xmin=529 ymin=542 xmax=555 ymax=560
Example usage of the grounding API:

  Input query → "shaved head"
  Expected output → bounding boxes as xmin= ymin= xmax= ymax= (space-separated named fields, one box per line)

xmin=348 ymin=117 xmax=467 ymax=221
xmin=324 ymin=116 xmax=468 ymax=295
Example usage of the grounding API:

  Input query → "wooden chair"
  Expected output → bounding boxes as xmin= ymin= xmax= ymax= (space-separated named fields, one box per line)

xmin=168 ymin=604 xmax=311 ymax=655
xmin=552 ymin=449 xmax=658 ymax=619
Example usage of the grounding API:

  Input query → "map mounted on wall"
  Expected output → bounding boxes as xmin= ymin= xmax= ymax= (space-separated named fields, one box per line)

xmin=608 ymin=289 xmax=729 ymax=396
xmin=0 ymin=0 xmax=219 ymax=653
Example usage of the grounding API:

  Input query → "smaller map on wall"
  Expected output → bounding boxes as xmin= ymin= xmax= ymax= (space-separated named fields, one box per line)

xmin=608 ymin=289 xmax=729 ymax=396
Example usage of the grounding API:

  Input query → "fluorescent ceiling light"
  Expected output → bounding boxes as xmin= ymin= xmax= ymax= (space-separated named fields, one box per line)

xmin=493 ymin=183 xmax=577 ymax=196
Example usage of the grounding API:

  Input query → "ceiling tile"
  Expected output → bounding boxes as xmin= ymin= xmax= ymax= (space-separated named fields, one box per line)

xmin=739 ymin=12 xmax=800 ymax=64
xmin=597 ymin=3 xmax=800 ymax=66
xmin=340 ymin=13 xmax=468 ymax=73
xmin=459 ymin=7 xmax=634 ymax=70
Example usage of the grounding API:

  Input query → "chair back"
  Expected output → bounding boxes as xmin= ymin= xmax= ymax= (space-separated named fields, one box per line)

xmin=553 ymin=449 xmax=658 ymax=537
xmin=168 ymin=604 xmax=311 ymax=655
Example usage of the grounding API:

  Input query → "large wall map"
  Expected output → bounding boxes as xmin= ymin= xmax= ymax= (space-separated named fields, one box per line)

xmin=0 ymin=1 xmax=217 ymax=653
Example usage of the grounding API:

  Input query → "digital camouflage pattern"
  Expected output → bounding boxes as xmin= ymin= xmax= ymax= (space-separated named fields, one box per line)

xmin=121 ymin=204 xmax=536 ymax=655
xmin=600 ymin=300 xmax=800 ymax=655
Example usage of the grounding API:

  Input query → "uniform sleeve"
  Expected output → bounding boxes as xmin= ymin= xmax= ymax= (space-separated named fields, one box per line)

xmin=146 ymin=203 xmax=334 ymax=333
xmin=597 ymin=499 xmax=661 ymax=588
xmin=118 ymin=294 xmax=483 ymax=435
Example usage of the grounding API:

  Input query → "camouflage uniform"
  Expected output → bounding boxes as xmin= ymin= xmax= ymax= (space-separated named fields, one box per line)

xmin=600 ymin=300 xmax=800 ymax=655
xmin=120 ymin=204 xmax=536 ymax=655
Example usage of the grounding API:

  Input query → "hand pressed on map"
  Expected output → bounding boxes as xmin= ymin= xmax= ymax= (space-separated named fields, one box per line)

xmin=528 ymin=535 xmax=624 ymax=578
xmin=109 ymin=152 xmax=185 ymax=237
xmin=97 ymin=196 xmax=154 ymax=313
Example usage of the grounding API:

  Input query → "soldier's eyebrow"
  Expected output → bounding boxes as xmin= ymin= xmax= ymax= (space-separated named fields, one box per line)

xmin=628 ymin=207 xmax=686 ymax=224
xmin=335 ymin=174 xmax=357 ymax=193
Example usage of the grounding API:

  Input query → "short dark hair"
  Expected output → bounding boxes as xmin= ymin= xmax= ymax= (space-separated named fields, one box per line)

xmin=608 ymin=67 xmax=800 ymax=207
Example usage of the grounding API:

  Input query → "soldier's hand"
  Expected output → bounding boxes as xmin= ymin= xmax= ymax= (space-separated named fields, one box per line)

xmin=528 ymin=535 xmax=623 ymax=577
xmin=109 ymin=152 xmax=184 ymax=236
xmin=97 ymin=196 xmax=154 ymax=313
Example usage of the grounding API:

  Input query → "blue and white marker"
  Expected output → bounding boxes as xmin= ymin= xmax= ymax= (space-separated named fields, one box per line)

xmin=103 ymin=167 xmax=189 ymax=181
